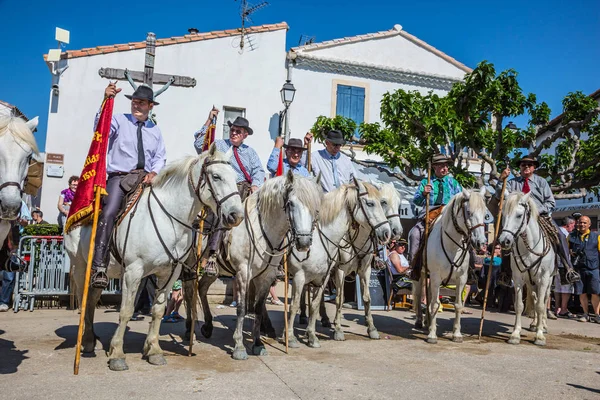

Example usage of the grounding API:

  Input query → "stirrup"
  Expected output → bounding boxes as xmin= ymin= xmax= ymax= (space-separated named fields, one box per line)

xmin=565 ymin=269 xmax=580 ymax=284
xmin=203 ymin=255 xmax=218 ymax=277
xmin=91 ymin=268 xmax=109 ymax=289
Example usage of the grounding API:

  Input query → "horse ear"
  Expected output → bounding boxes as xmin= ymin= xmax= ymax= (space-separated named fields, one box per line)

xmin=520 ymin=192 xmax=531 ymax=204
xmin=316 ymin=171 xmax=322 ymax=185
xmin=370 ymin=179 xmax=382 ymax=191
xmin=285 ymin=169 xmax=295 ymax=186
xmin=26 ymin=117 xmax=39 ymax=133
xmin=207 ymin=142 xmax=217 ymax=158
xmin=462 ymin=188 xmax=471 ymax=199
xmin=352 ymin=176 xmax=361 ymax=190
xmin=479 ymin=186 xmax=487 ymax=197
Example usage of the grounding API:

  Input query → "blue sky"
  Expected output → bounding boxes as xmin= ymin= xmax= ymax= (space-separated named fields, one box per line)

xmin=0 ymin=0 xmax=598 ymax=151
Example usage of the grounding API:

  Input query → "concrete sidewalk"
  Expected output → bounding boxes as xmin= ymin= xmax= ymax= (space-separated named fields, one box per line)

xmin=0 ymin=303 xmax=599 ymax=400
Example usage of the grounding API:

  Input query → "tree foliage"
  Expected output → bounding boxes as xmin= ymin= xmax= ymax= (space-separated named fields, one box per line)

xmin=351 ymin=61 xmax=600 ymax=198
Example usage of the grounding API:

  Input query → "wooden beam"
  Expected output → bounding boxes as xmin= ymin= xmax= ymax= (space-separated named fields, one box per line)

xmin=98 ymin=67 xmax=196 ymax=87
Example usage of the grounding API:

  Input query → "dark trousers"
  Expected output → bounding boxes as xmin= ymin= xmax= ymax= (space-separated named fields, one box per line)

xmin=92 ymin=175 xmax=126 ymax=268
xmin=551 ymin=218 xmax=573 ymax=270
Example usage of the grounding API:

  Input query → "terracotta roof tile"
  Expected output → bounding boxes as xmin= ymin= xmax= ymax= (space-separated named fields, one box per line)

xmin=46 ymin=22 xmax=288 ymax=60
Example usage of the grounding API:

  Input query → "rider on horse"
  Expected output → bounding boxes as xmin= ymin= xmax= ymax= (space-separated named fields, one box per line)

xmin=193 ymin=108 xmax=265 ymax=276
xmin=497 ymin=155 xmax=580 ymax=285
xmin=408 ymin=154 xmax=463 ymax=273
xmin=91 ymin=83 xmax=166 ymax=289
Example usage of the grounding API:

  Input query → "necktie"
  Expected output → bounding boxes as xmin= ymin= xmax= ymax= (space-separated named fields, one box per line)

xmin=331 ymin=157 xmax=340 ymax=188
xmin=522 ymin=178 xmax=530 ymax=194
xmin=435 ymin=178 xmax=444 ymax=205
xmin=136 ymin=121 xmax=145 ymax=170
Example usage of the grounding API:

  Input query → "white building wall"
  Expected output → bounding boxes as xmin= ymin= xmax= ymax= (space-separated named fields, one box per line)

xmin=40 ymin=29 xmax=288 ymax=223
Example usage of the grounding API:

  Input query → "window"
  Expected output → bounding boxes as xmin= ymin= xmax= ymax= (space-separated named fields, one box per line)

xmin=222 ymin=106 xmax=246 ymax=139
xmin=335 ymin=85 xmax=365 ymax=137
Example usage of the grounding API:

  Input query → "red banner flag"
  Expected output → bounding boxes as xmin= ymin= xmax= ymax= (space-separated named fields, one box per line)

xmin=202 ymin=117 xmax=217 ymax=152
xmin=276 ymin=148 xmax=284 ymax=177
xmin=64 ymin=98 xmax=114 ymax=233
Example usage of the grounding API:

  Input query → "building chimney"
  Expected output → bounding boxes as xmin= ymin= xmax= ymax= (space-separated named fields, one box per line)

xmin=188 ymin=28 xmax=199 ymax=35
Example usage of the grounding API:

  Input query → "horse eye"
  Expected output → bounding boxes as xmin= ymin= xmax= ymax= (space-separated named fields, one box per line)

xmin=380 ymin=200 xmax=388 ymax=206
xmin=516 ymin=213 xmax=523 ymax=218
xmin=212 ymin=174 xmax=221 ymax=181
xmin=366 ymin=201 xmax=375 ymax=207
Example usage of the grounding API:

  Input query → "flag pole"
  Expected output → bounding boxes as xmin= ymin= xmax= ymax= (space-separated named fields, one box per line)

xmin=307 ymin=137 xmax=312 ymax=173
xmin=479 ymin=175 xmax=508 ymax=341
xmin=73 ymin=187 xmax=102 ymax=375
xmin=423 ymin=161 xmax=432 ymax=325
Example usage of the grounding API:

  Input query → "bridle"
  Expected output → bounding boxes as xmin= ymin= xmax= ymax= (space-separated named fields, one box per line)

xmin=439 ymin=196 xmax=486 ymax=286
xmin=188 ymin=158 xmax=241 ymax=218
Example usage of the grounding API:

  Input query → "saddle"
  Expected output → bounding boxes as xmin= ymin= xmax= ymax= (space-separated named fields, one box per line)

xmin=115 ymin=171 xmax=147 ymax=227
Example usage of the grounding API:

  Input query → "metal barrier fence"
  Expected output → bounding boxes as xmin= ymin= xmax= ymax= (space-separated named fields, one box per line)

xmin=13 ymin=236 xmax=120 ymax=312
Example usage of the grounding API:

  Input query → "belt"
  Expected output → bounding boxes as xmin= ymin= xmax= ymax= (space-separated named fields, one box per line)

xmin=108 ymin=169 xmax=145 ymax=178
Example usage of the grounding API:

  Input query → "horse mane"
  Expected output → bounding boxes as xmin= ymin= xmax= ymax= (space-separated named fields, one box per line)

xmin=253 ymin=175 xmax=322 ymax=219
xmin=504 ymin=192 xmax=539 ymax=220
xmin=152 ymin=150 xmax=228 ymax=190
xmin=0 ymin=115 xmax=38 ymax=153
xmin=378 ymin=182 xmax=401 ymax=204
xmin=441 ymin=188 xmax=487 ymax=221
xmin=320 ymin=181 xmax=381 ymax=225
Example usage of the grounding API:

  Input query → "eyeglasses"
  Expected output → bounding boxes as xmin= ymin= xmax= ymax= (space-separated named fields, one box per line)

xmin=520 ymin=163 xmax=534 ymax=167
xmin=230 ymin=128 xmax=245 ymax=136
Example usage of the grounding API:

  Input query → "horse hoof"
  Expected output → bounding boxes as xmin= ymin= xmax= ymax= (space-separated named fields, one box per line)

xmin=368 ymin=330 xmax=380 ymax=340
xmin=232 ymin=348 xmax=248 ymax=361
xmin=108 ymin=358 xmax=129 ymax=372
xmin=308 ymin=339 xmax=321 ymax=348
xmin=415 ymin=321 xmax=423 ymax=330
xmin=147 ymin=354 xmax=167 ymax=366
xmin=426 ymin=337 xmax=438 ymax=344
xmin=528 ymin=325 xmax=536 ymax=332
xmin=534 ymin=339 xmax=546 ymax=346
xmin=333 ymin=331 xmax=345 ymax=341
xmin=298 ymin=316 xmax=308 ymax=325
xmin=200 ymin=324 xmax=213 ymax=339
xmin=252 ymin=345 xmax=267 ymax=356
xmin=321 ymin=318 xmax=332 ymax=328
xmin=507 ymin=337 xmax=520 ymax=345
xmin=288 ymin=337 xmax=301 ymax=349
xmin=452 ymin=336 xmax=463 ymax=343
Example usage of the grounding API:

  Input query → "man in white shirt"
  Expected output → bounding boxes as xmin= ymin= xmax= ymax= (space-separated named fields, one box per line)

xmin=304 ymin=130 xmax=356 ymax=193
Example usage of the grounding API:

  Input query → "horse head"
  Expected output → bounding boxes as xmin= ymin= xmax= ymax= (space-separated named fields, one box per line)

xmin=498 ymin=192 xmax=537 ymax=250
xmin=455 ymin=188 xmax=488 ymax=253
xmin=371 ymin=181 xmax=403 ymax=241
xmin=283 ymin=170 xmax=322 ymax=252
xmin=351 ymin=177 xmax=391 ymax=245
xmin=0 ymin=116 xmax=38 ymax=220
xmin=197 ymin=144 xmax=243 ymax=228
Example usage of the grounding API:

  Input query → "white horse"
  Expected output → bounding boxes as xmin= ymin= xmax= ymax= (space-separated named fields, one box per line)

xmin=192 ymin=171 xmax=322 ymax=360
xmin=285 ymin=180 xmax=394 ymax=348
xmin=498 ymin=192 xmax=555 ymax=346
xmin=330 ymin=182 xmax=400 ymax=342
xmin=413 ymin=189 xmax=488 ymax=344
xmin=0 ymin=115 xmax=39 ymax=244
xmin=64 ymin=145 xmax=243 ymax=371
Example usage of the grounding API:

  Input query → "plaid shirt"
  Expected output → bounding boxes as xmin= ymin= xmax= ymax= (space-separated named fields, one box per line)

xmin=413 ymin=175 xmax=462 ymax=207
xmin=194 ymin=126 xmax=265 ymax=187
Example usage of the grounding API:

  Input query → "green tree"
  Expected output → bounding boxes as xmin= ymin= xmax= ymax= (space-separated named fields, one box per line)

xmin=330 ymin=61 xmax=600 ymax=199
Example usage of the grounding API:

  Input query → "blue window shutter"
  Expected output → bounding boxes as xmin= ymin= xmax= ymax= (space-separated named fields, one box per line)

xmin=336 ymin=85 xmax=365 ymax=137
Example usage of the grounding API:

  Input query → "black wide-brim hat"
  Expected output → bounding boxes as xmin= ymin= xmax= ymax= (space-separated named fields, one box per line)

xmin=227 ymin=116 xmax=253 ymax=135
xmin=518 ymin=155 xmax=539 ymax=167
xmin=125 ymin=85 xmax=159 ymax=105
xmin=325 ymin=129 xmax=345 ymax=145
xmin=283 ymin=138 xmax=307 ymax=150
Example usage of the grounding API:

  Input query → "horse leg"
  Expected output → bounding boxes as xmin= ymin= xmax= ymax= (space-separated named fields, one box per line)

xmin=413 ymin=275 xmax=424 ymax=329
xmin=426 ymin=274 xmax=441 ymax=344
xmin=143 ymin=266 xmax=181 ymax=366
xmin=82 ymin=287 xmax=103 ymax=353
xmin=182 ymin=278 xmax=194 ymax=341
xmin=108 ymin=268 xmax=142 ymax=371
xmin=251 ymin=276 xmax=271 ymax=356
xmin=533 ymin=280 xmax=549 ymax=346
xmin=299 ymin=285 xmax=308 ymax=325
xmin=508 ymin=276 xmax=524 ymax=345
xmin=359 ymin=262 xmax=380 ymax=340
xmin=232 ymin=268 xmax=248 ymax=360
xmin=452 ymin=272 xmax=467 ymax=343
xmin=307 ymin=274 xmax=330 ymax=348
xmin=319 ymin=291 xmax=331 ymax=328
xmin=198 ymin=274 xmax=219 ymax=339
xmin=332 ymin=268 xmax=346 ymax=341
xmin=286 ymin=273 xmax=304 ymax=348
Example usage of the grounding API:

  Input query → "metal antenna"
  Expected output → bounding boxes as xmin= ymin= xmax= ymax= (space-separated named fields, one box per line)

xmin=235 ymin=0 xmax=268 ymax=52
xmin=298 ymin=34 xmax=315 ymax=46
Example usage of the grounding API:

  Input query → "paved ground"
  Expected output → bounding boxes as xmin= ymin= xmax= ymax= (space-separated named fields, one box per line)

xmin=1 ymin=302 xmax=599 ymax=400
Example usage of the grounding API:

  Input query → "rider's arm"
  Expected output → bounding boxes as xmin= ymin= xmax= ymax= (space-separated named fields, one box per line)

xmin=413 ymin=180 xmax=427 ymax=207
xmin=266 ymin=147 xmax=281 ymax=176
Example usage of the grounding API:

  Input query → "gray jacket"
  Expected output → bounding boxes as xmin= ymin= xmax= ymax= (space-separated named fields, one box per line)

xmin=496 ymin=174 xmax=555 ymax=215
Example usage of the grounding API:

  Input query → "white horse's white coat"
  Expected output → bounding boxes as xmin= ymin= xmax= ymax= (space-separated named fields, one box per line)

xmin=498 ymin=192 xmax=554 ymax=346
xmin=286 ymin=181 xmax=397 ymax=348
xmin=0 ymin=115 xmax=38 ymax=244
xmin=413 ymin=188 xmax=488 ymax=344
xmin=65 ymin=146 xmax=243 ymax=371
